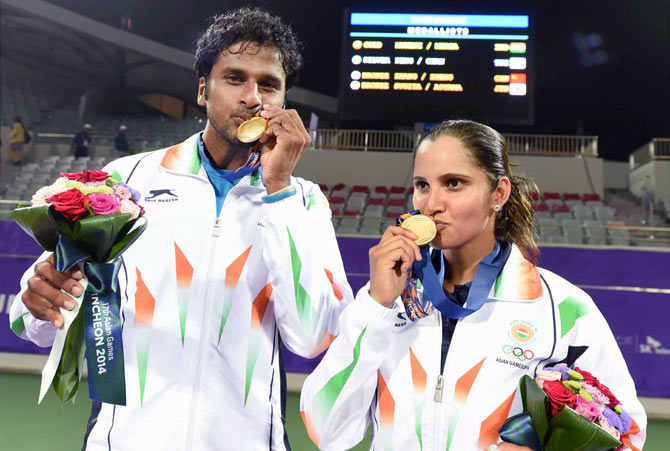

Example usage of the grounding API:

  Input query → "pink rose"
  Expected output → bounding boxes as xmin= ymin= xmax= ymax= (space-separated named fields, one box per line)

xmin=574 ymin=396 xmax=601 ymax=422
xmin=582 ymin=383 xmax=610 ymax=406
xmin=88 ymin=193 xmax=121 ymax=215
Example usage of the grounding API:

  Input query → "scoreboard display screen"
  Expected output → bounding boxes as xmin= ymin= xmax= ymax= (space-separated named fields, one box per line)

xmin=339 ymin=12 xmax=534 ymax=125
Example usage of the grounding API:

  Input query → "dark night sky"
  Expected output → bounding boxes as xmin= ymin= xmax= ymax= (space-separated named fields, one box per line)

xmin=44 ymin=0 xmax=669 ymax=161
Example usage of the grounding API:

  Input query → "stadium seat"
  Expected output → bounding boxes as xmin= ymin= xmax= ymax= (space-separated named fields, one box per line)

xmin=360 ymin=218 xmax=382 ymax=235
xmin=537 ymin=218 xmax=567 ymax=244
xmin=563 ymin=193 xmax=582 ymax=208
xmin=594 ymin=205 xmax=616 ymax=221
xmin=584 ymin=219 xmax=608 ymax=245
xmin=572 ymin=204 xmax=595 ymax=221
xmin=543 ymin=192 xmax=562 ymax=208
xmin=532 ymin=203 xmax=551 ymax=219
xmin=583 ymin=193 xmax=603 ymax=205
xmin=552 ymin=204 xmax=572 ymax=221
xmin=561 ymin=219 xmax=585 ymax=244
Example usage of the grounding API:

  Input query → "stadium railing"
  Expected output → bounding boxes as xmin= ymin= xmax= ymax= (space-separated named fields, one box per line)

xmin=629 ymin=138 xmax=670 ymax=170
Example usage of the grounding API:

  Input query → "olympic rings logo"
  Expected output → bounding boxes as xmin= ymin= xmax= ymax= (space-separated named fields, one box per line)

xmin=502 ymin=345 xmax=534 ymax=361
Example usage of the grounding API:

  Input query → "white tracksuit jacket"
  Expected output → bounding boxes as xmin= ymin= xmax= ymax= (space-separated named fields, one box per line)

xmin=300 ymin=245 xmax=646 ymax=451
xmin=10 ymin=133 xmax=353 ymax=450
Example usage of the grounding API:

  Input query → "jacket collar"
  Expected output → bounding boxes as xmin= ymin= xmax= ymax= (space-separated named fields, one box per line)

xmin=491 ymin=244 xmax=543 ymax=301
xmin=159 ymin=132 xmax=265 ymax=189
xmin=160 ymin=133 xmax=202 ymax=175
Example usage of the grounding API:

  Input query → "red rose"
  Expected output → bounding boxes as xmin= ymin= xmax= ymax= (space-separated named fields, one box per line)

xmin=46 ymin=188 xmax=90 ymax=222
xmin=543 ymin=380 xmax=578 ymax=416
xmin=60 ymin=170 xmax=110 ymax=183
xmin=575 ymin=367 xmax=621 ymax=408
xmin=60 ymin=171 xmax=89 ymax=183
xmin=85 ymin=170 xmax=110 ymax=182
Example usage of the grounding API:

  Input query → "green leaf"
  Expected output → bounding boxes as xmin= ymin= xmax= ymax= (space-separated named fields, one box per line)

xmin=11 ymin=204 xmax=61 ymax=250
xmin=71 ymin=213 xmax=132 ymax=262
xmin=520 ymin=375 xmax=550 ymax=444
xmin=544 ymin=406 xmax=622 ymax=451
xmin=105 ymin=216 xmax=148 ymax=261
xmin=53 ymin=310 xmax=85 ymax=403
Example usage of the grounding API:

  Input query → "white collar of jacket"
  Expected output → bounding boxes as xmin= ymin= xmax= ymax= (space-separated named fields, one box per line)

xmin=489 ymin=243 xmax=543 ymax=302
xmin=158 ymin=132 xmax=265 ymax=189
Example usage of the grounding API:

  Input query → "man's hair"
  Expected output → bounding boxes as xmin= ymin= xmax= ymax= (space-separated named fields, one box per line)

xmin=194 ymin=7 xmax=303 ymax=89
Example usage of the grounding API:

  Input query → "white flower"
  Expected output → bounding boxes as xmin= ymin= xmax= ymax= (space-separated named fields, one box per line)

xmin=31 ymin=178 xmax=69 ymax=205
xmin=119 ymin=198 xmax=141 ymax=220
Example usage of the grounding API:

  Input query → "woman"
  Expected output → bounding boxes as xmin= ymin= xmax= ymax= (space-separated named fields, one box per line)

xmin=8 ymin=115 xmax=26 ymax=165
xmin=300 ymin=120 xmax=646 ymax=450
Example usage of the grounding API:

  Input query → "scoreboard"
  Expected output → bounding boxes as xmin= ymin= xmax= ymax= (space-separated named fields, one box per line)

xmin=339 ymin=12 xmax=534 ymax=125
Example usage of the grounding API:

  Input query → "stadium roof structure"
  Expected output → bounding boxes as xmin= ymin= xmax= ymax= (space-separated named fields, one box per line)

xmin=0 ymin=0 xmax=336 ymax=114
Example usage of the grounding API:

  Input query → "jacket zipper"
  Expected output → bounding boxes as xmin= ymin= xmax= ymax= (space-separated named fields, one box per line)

xmin=185 ymin=216 xmax=219 ymax=449
xmin=433 ymin=312 xmax=445 ymax=450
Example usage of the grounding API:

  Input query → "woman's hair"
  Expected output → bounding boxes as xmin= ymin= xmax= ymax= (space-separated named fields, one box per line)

xmin=416 ymin=119 xmax=540 ymax=264
xmin=194 ymin=7 xmax=303 ymax=89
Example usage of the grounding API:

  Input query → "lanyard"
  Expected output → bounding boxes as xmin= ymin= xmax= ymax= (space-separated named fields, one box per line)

xmin=415 ymin=241 xmax=504 ymax=319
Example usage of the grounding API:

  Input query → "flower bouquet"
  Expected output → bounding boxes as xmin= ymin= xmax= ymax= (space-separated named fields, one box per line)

xmin=499 ymin=365 xmax=635 ymax=451
xmin=11 ymin=170 xmax=146 ymax=405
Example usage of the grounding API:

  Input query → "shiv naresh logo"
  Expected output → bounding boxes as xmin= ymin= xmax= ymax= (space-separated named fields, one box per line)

xmin=144 ymin=189 xmax=178 ymax=202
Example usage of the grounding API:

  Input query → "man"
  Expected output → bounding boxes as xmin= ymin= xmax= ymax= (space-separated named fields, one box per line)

xmin=114 ymin=124 xmax=130 ymax=159
xmin=72 ymin=123 xmax=92 ymax=159
xmin=10 ymin=8 xmax=352 ymax=450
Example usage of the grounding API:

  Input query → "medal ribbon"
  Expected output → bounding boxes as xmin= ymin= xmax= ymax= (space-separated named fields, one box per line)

xmin=200 ymin=107 xmax=264 ymax=183
xmin=398 ymin=212 xmax=505 ymax=320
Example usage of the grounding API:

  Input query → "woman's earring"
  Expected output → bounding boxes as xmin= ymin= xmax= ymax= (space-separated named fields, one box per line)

xmin=493 ymin=205 xmax=501 ymax=212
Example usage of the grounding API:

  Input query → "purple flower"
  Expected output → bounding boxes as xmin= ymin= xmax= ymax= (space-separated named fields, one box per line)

xmin=601 ymin=406 xmax=624 ymax=433
xmin=118 ymin=181 xmax=141 ymax=202
xmin=619 ymin=408 xmax=632 ymax=433
xmin=544 ymin=365 xmax=572 ymax=380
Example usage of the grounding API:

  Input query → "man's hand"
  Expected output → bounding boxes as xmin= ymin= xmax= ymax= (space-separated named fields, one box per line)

xmin=22 ymin=254 xmax=83 ymax=328
xmin=258 ymin=105 xmax=311 ymax=194
xmin=496 ymin=443 xmax=534 ymax=451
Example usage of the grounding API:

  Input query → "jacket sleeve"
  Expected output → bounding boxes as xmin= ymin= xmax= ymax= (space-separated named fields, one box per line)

xmin=563 ymin=287 xmax=647 ymax=451
xmin=9 ymin=251 xmax=58 ymax=347
xmin=300 ymin=285 xmax=398 ymax=450
xmin=260 ymin=180 xmax=354 ymax=358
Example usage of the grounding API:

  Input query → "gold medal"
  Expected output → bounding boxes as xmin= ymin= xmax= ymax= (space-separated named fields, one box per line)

xmin=400 ymin=214 xmax=437 ymax=246
xmin=236 ymin=117 xmax=268 ymax=143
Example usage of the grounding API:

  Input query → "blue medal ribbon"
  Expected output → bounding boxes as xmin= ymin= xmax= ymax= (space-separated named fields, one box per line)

xmin=398 ymin=212 xmax=505 ymax=320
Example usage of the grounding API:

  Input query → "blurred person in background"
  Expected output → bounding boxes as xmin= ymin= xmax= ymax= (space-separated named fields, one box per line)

xmin=8 ymin=115 xmax=26 ymax=165
xmin=114 ymin=124 xmax=130 ymax=159
xmin=10 ymin=7 xmax=351 ymax=450
xmin=71 ymin=123 xmax=92 ymax=159
xmin=301 ymin=119 xmax=646 ymax=451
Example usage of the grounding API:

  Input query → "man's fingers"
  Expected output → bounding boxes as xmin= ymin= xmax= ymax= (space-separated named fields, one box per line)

xmin=27 ymin=275 xmax=77 ymax=311
xmin=34 ymin=260 xmax=83 ymax=298
xmin=22 ymin=289 xmax=64 ymax=328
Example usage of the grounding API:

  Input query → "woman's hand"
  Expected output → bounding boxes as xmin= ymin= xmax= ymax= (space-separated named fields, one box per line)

xmin=368 ymin=226 xmax=422 ymax=308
